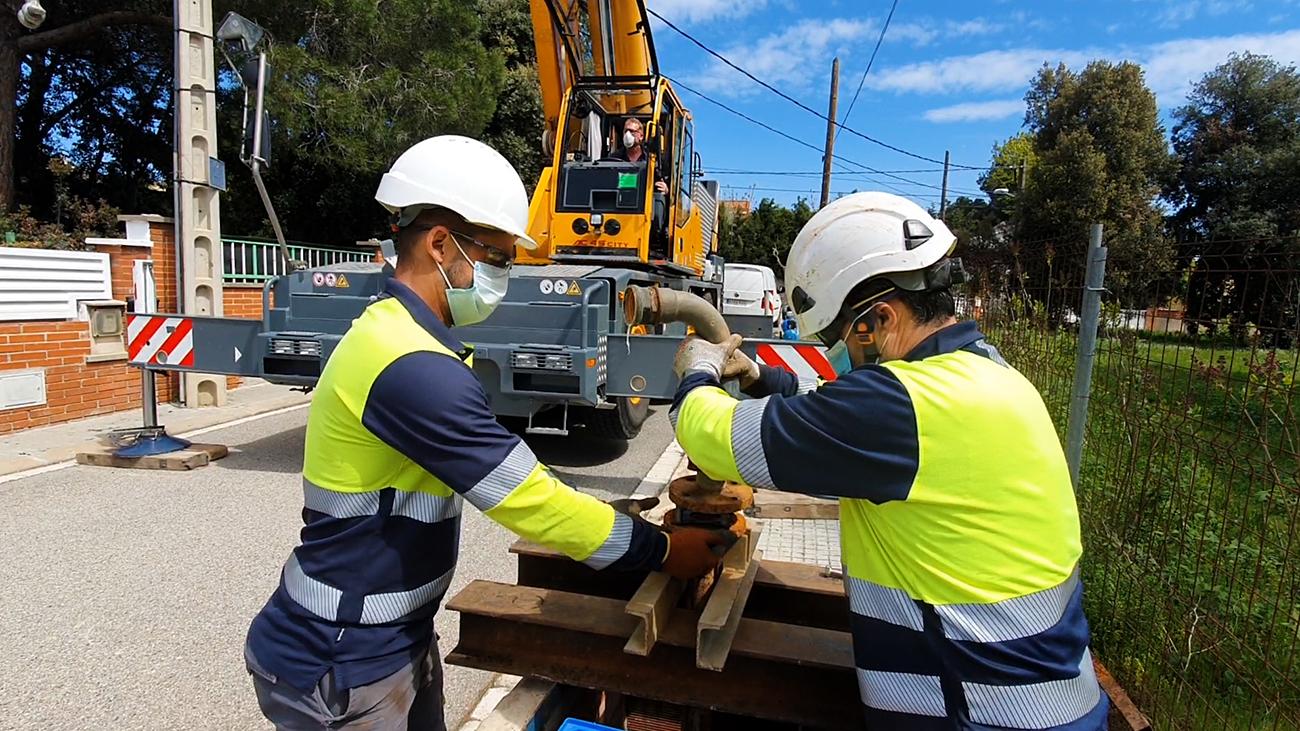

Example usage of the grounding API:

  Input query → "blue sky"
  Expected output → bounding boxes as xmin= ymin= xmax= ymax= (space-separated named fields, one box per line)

xmin=647 ymin=0 xmax=1300 ymax=208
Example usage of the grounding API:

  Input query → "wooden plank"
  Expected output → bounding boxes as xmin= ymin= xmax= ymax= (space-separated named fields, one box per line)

xmin=748 ymin=489 xmax=839 ymax=519
xmin=696 ymin=542 xmax=762 ymax=671
xmin=1094 ymin=657 xmax=1152 ymax=730
xmin=624 ymin=571 xmax=683 ymax=656
xmin=754 ymin=558 xmax=845 ymax=597
xmin=75 ymin=443 xmax=228 ymax=471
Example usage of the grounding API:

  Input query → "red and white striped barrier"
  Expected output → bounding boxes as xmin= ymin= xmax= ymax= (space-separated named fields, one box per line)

xmin=127 ymin=314 xmax=195 ymax=368
xmin=755 ymin=342 xmax=835 ymax=381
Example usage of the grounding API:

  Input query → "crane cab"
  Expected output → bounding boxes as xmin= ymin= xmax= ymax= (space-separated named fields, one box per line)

xmin=520 ymin=0 xmax=719 ymax=277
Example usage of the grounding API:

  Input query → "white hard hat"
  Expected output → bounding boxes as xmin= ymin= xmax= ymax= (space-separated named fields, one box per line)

xmin=786 ymin=191 xmax=958 ymax=338
xmin=375 ymin=135 xmax=538 ymax=249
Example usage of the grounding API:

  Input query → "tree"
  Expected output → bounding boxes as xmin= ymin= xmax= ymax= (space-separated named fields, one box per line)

xmin=1167 ymin=53 xmax=1300 ymax=345
xmin=717 ymin=198 xmax=814 ymax=275
xmin=1017 ymin=61 xmax=1173 ymax=308
xmin=2 ymin=1 xmax=170 ymax=212
xmin=979 ymin=132 xmax=1036 ymax=199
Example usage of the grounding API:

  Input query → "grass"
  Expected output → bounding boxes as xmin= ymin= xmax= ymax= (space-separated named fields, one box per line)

xmin=979 ymin=316 xmax=1300 ymax=730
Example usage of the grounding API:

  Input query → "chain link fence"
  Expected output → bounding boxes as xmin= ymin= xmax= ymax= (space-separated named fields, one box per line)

xmin=957 ymin=229 xmax=1300 ymax=730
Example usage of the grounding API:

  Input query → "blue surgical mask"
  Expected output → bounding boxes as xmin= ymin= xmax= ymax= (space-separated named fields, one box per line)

xmin=826 ymin=339 xmax=853 ymax=375
xmin=438 ymin=236 xmax=509 ymax=327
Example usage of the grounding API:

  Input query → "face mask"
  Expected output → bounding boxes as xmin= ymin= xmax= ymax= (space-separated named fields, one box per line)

xmin=623 ymin=130 xmax=638 ymax=148
xmin=437 ymin=236 xmax=510 ymax=327
xmin=825 ymin=339 xmax=853 ymax=376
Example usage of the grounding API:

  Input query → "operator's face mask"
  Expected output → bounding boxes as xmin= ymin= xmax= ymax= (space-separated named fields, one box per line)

xmin=437 ymin=233 xmax=510 ymax=327
xmin=623 ymin=129 xmax=639 ymax=149
xmin=821 ymin=302 xmax=892 ymax=375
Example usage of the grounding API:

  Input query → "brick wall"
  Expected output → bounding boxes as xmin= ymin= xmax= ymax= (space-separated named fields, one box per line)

xmin=0 ymin=218 xmax=188 ymax=435
xmin=0 ymin=320 xmax=169 ymax=435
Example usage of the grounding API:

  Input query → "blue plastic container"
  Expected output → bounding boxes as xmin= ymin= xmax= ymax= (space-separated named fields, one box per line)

xmin=557 ymin=718 xmax=620 ymax=731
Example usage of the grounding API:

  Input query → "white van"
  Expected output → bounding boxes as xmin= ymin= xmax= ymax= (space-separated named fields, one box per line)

xmin=722 ymin=263 xmax=781 ymax=335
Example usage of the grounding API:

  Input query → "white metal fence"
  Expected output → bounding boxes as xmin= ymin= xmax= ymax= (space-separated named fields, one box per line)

xmin=223 ymin=239 xmax=376 ymax=284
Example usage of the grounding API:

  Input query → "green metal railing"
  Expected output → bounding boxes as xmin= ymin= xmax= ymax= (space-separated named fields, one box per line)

xmin=222 ymin=237 xmax=376 ymax=284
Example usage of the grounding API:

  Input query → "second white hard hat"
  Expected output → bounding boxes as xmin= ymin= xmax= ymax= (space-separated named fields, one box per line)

xmin=375 ymin=135 xmax=538 ymax=249
xmin=785 ymin=191 xmax=957 ymax=338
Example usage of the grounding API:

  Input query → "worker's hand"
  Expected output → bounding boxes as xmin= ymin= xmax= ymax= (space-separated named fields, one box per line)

xmin=721 ymin=348 xmax=761 ymax=389
xmin=655 ymin=180 xmax=669 ymax=194
xmin=673 ymin=334 xmax=743 ymax=381
xmin=660 ymin=527 xmax=736 ymax=580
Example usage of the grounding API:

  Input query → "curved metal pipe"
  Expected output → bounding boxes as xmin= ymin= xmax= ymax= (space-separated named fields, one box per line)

xmin=623 ymin=285 xmax=729 ymax=343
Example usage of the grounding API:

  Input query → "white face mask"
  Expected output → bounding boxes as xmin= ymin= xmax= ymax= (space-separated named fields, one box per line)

xmin=623 ymin=130 xmax=638 ymax=148
xmin=437 ymin=235 xmax=509 ymax=327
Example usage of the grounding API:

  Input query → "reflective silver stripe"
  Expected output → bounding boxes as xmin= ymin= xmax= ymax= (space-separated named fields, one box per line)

xmin=856 ymin=669 xmax=946 ymax=717
xmin=970 ymin=339 xmax=1009 ymax=367
xmin=796 ymin=376 xmax=819 ymax=395
xmin=392 ymin=489 xmax=463 ymax=524
xmin=936 ymin=569 xmax=1080 ymax=642
xmin=730 ymin=397 xmax=774 ymax=488
xmin=846 ymin=575 xmax=925 ymax=631
xmin=584 ymin=512 xmax=633 ymax=569
xmin=302 ymin=478 xmax=380 ymax=518
xmin=359 ymin=566 xmax=457 ymax=624
xmin=464 ymin=440 xmax=538 ymax=512
xmin=668 ymin=404 xmax=680 ymax=431
xmin=963 ymin=648 xmax=1101 ymax=728
xmin=282 ymin=553 xmax=342 ymax=622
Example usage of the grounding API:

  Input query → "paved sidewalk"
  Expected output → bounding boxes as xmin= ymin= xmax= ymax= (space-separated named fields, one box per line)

xmin=0 ymin=379 xmax=311 ymax=478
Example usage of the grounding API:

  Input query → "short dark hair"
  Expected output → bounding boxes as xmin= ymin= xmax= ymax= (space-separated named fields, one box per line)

xmin=843 ymin=277 xmax=955 ymax=325
xmin=395 ymin=206 xmax=467 ymax=258
xmin=895 ymin=287 xmax=956 ymax=324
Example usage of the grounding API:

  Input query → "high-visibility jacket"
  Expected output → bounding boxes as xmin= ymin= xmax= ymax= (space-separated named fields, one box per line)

xmin=246 ymin=279 xmax=665 ymax=692
xmin=671 ymin=321 xmax=1107 ymax=730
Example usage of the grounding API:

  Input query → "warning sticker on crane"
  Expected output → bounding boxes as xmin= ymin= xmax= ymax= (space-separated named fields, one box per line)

xmin=335 ymin=274 xmax=350 ymax=288
xmin=127 ymin=315 xmax=195 ymax=368
xmin=755 ymin=343 xmax=835 ymax=381
xmin=566 ymin=281 xmax=582 ymax=296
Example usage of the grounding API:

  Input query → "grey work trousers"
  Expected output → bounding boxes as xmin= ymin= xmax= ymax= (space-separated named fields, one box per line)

xmin=245 ymin=643 xmax=446 ymax=731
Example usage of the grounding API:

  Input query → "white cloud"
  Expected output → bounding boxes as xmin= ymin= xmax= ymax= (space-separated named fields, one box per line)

xmin=867 ymin=29 xmax=1300 ymax=106
xmin=889 ymin=22 xmax=939 ymax=46
xmin=647 ymin=0 xmax=766 ymax=24
xmin=923 ymin=99 xmax=1024 ymax=123
xmin=683 ymin=18 xmax=875 ymax=96
xmin=945 ymin=19 xmax=1005 ymax=38
xmin=1155 ymin=0 xmax=1254 ymax=28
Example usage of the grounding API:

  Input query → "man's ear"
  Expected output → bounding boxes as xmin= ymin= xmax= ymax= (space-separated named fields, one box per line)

xmin=424 ymin=226 xmax=450 ymax=265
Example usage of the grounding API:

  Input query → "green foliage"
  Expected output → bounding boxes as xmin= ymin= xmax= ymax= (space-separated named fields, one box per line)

xmin=978 ymin=132 xmax=1035 ymax=198
xmin=1166 ymin=53 xmax=1300 ymax=347
xmin=0 ymin=199 xmax=120 ymax=250
xmin=716 ymin=198 xmax=815 ymax=274
xmin=1018 ymin=61 xmax=1174 ymax=307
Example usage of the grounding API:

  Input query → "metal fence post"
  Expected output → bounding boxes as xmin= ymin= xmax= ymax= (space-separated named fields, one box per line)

xmin=1065 ymin=224 xmax=1108 ymax=490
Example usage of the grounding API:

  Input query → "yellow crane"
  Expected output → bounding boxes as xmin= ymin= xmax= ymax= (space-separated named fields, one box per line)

xmin=520 ymin=0 xmax=718 ymax=276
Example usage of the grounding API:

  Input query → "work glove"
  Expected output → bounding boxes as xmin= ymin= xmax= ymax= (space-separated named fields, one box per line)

xmin=660 ymin=527 xmax=737 ymax=580
xmin=721 ymin=348 xmax=761 ymax=389
xmin=607 ymin=496 xmax=660 ymax=519
xmin=673 ymin=334 xmax=743 ymax=381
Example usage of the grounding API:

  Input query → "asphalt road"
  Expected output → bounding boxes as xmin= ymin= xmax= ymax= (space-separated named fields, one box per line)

xmin=0 ymin=404 xmax=675 ymax=730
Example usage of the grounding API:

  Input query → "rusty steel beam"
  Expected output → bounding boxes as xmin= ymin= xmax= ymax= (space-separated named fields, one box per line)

xmin=447 ymin=580 xmax=859 ymax=730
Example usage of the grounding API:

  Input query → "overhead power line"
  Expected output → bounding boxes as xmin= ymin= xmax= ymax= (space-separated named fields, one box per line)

xmin=837 ymin=0 xmax=899 ymax=138
xmin=668 ymin=76 xmax=948 ymax=194
xmin=648 ymin=7 xmax=983 ymax=170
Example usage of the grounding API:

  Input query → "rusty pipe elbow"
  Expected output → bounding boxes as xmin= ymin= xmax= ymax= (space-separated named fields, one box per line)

xmin=623 ymin=285 xmax=730 ymax=344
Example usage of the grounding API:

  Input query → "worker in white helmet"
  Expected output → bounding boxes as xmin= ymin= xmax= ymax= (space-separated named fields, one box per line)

xmin=670 ymin=192 xmax=1108 ymax=730
xmin=244 ymin=136 xmax=731 ymax=730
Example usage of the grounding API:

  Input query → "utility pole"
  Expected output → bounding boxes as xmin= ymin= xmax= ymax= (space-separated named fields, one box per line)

xmin=939 ymin=150 xmax=950 ymax=219
xmin=174 ymin=0 xmax=227 ymax=407
xmin=820 ymin=57 xmax=840 ymax=208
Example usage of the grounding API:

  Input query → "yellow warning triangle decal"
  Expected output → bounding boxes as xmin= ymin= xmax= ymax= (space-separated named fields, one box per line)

xmin=566 ymin=281 xmax=581 ymax=295
xmin=336 ymin=274 xmax=350 ymax=288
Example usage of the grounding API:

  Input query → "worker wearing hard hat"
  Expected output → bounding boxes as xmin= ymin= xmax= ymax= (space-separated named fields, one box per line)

xmin=243 ymin=136 xmax=730 ymax=730
xmin=670 ymin=192 xmax=1108 ymax=730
